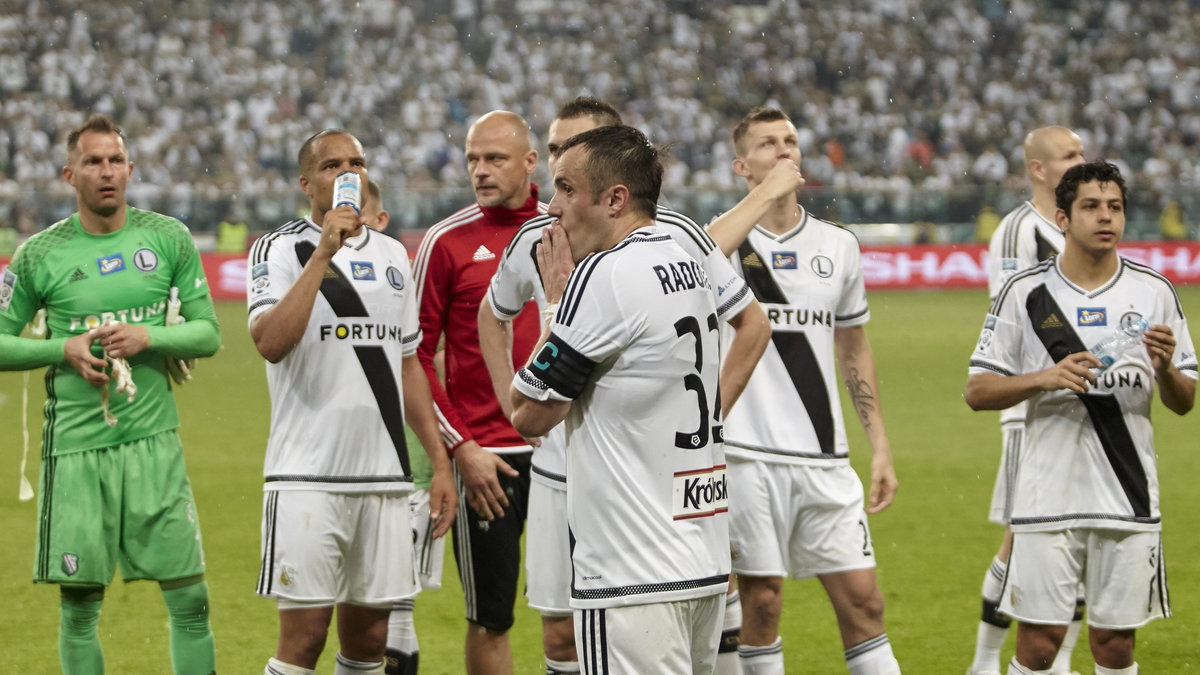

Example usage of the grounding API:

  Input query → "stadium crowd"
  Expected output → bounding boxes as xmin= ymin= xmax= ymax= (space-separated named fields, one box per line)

xmin=1 ymin=0 xmax=1199 ymax=231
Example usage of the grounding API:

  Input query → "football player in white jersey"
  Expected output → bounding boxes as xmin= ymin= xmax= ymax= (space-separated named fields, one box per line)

xmin=971 ymin=127 xmax=1086 ymax=675
xmin=248 ymin=131 xmax=456 ymax=675
xmin=966 ymin=161 xmax=1196 ymax=675
xmin=479 ymin=96 xmax=768 ymax=675
xmin=511 ymin=125 xmax=738 ymax=674
xmin=707 ymin=107 xmax=902 ymax=675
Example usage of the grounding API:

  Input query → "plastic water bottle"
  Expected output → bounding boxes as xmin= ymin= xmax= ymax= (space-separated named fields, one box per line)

xmin=1089 ymin=317 xmax=1150 ymax=374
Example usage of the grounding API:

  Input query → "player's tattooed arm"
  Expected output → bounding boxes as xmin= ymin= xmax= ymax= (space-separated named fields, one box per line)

xmin=835 ymin=324 xmax=898 ymax=512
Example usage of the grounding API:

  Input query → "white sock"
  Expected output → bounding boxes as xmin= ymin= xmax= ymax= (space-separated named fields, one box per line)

xmin=387 ymin=599 xmax=419 ymax=653
xmin=971 ymin=556 xmax=1011 ymax=673
xmin=1051 ymin=600 xmax=1084 ymax=674
xmin=546 ymin=657 xmax=581 ymax=673
xmin=845 ymin=633 xmax=901 ymax=675
xmin=265 ymin=657 xmax=316 ymax=675
xmin=334 ymin=652 xmax=385 ymax=674
xmin=1094 ymin=664 xmax=1137 ymax=675
xmin=715 ymin=590 xmax=743 ymax=675
xmin=1008 ymin=657 xmax=1051 ymax=675
xmin=738 ymin=636 xmax=784 ymax=675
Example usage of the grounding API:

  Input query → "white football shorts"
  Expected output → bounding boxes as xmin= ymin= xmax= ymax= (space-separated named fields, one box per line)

xmin=728 ymin=457 xmax=875 ymax=579
xmin=575 ymin=594 xmax=723 ymax=674
xmin=526 ymin=474 xmax=572 ymax=615
xmin=1002 ymin=529 xmax=1169 ymax=629
xmin=258 ymin=490 xmax=417 ymax=605
xmin=989 ymin=421 xmax=1023 ymax=524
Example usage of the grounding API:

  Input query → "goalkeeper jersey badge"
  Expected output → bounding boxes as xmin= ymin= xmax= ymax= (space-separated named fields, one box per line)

xmin=62 ymin=553 xmax=79 ymax=576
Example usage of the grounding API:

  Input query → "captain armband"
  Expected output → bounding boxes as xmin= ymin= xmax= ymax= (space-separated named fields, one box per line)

xmin=518 ymin=333 xmax=596 ymax=401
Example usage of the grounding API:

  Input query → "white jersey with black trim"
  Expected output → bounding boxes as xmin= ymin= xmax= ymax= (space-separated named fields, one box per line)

xmin=988 ymin=201 xmax=1066 ymax=426
xmin=248 ymin=218 xmax=422 ymax=493
xmin=970 ymin=256 xmax=1198 ymax=533
xmin=489 ymin=207 xmax=752 ymax=482
xmin=721 ymin=208 xmax=869 ymax=467
xmin=513 ymin=227 xmax=730 ymax=609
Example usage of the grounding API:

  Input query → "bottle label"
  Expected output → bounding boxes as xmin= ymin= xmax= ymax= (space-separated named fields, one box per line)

xmin=334 ymin=171 xmax=361 ymax=213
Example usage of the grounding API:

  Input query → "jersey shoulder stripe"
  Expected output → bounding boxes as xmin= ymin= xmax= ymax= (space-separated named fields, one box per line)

xmin=559 ymin=232 xmax=666 ymax=326
xmin=1000 ymin=202 xmax=1034 ymax=258
xmin=502 ymin=214 xmax=555 ymax=261
xmin=1120 ymin=258 xmax=1186 ymax=317
xmin=250 ymin=219 xmax=307 ymax=266
xmin=989 ymin=258 xmax=1054 ymax=314
xmin=655 ymin=208 xmax=714 ymax=254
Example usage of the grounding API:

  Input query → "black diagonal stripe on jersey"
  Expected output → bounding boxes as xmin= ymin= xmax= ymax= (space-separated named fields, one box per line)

xmin=772 ymin=331 xmax=835 ymax=456
xmin=1035 ymin=229 xmax=1057 ymax=262
xmin=736 ymin=240 xmax=789 ymax=304
xmin=294 ymin=241 xmax=410 ymax=474
xmin=1026 ymin=283 xmax=1150 ymax=517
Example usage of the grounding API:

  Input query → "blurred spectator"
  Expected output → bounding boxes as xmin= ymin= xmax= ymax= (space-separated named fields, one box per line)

xmin=1159 ymin=200 xmax=1188 ymax=240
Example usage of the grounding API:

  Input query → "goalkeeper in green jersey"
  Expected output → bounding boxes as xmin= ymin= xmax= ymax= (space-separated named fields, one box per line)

xmin=0 ymin=114 xmax=220 ymax=674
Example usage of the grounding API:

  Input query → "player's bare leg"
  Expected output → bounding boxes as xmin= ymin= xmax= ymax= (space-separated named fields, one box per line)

xmin=466 ymin=622 xmax=512 ymax=675
xmin=275 ymin=606 xmax=335 ymax=669
xmin=736 ymin=575 xmax=783 ymax=675
xmin=820 ymin=568 xmax=901 ymax=674
xmin=1015 ymin=623 xmax=1068 ymax=671
xmin=1089 ymin=628 xmax=1135 ymax=671
xmin=336 ymin=603 xmax=390 ymax=670
xmin=541 ymin=614 xmax=579 ymax=673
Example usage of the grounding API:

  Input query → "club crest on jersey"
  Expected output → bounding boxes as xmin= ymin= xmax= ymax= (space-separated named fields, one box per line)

xmin=811 ymin=255 xmax=834 ymax=278
xmin=350 ymin=262 xmax=376 ymax=281
xmin=386 ymin=266 xmax=405 ymax=290
xmin=772 ymin=252 xmax=798 ymax=269
xmin=0 ymin=269 xmax=15 ymax=311
xmin=61 ymin=553 xmax=79 ymax=576
xmin=1077 ymin=308 xmax=1106 ymax=327
xmin=133 ymin=248 xmax=158 ymax=272
xmin=97 ymin=253 xmax=125 ymax=276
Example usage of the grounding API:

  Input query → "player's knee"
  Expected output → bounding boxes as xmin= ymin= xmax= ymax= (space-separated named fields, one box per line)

xmin=541 ymin=615 xmax=576 ymax=661
xmin=1090 ymin=628 xmax=1135 ymax=668
xmin=846 ymin=585 xmax=885 ymax=625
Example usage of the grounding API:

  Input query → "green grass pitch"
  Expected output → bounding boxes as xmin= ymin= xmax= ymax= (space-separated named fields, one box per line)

xmin=2 ymin=288 xmax=1199 ymax=672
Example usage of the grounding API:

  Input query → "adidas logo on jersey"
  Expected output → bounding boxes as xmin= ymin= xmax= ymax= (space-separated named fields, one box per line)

xmin=1040 ymin=313 xmax=1064 ymax=329
xmin=473 ymin=245 xmax=496 ymax=262
xmin=742 ymin=252 xmax=764 ymax=268
xmin=69 ymin=267 xmax=88 ymax=283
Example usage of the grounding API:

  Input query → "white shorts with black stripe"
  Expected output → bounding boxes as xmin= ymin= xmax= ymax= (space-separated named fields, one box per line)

xmin=1001 ymin=529 xmax=1169 ymax=629
xmin=409 ymin=488 xmax=446 ymax=589
xmin=257 ymin=490 xmax=417 ymax=605
xmin=989 ymin=421 xmax=1023 ymax=524
xmin=575 ymin=594 xmax=723 ymax=674
xmin=728 ymin=457 xmax=875 ymax=579
xmin=526 ymin=473 xmax=571 ymax=615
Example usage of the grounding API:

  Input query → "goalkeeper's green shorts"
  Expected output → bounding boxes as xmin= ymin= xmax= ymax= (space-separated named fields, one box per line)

xmin=33 ymin=430 xmax=206 ymax=585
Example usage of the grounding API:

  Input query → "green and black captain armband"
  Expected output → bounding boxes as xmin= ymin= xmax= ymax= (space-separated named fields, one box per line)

xmin=528 ymin=333 xmax=595 ymax=400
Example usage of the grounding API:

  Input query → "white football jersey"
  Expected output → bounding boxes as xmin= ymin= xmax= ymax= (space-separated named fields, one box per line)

xmin=248 ymin=219 xmax=422 ymax=493
xmin=988 ymin=201 xmax=1066 ymax=426
xmin=722 ymin=208 xmax=869 ymax=466
xmin=489 ymin=207 xmax=752 ymax=481
xmin=513 ymin=228 xmax=730 ymax=609
xmin=970 ymin=256 xmax=1198 ymax=533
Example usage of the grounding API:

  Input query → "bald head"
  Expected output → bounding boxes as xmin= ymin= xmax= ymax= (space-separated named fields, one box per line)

xmin=466 ymin=111 xmax=534 ymax=153
xmin=1024 ymin=127 xmax=1083 ymax=174
xmin=465 ymin=110 xmax=538 ymax=209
